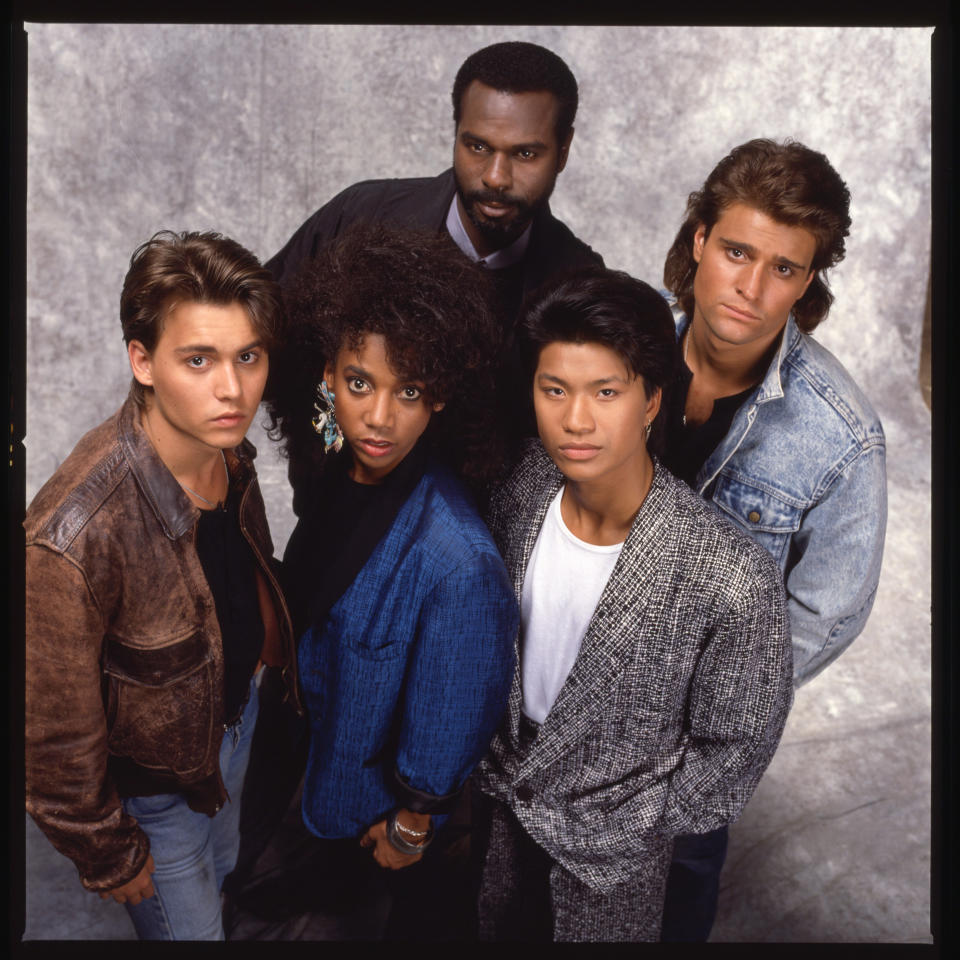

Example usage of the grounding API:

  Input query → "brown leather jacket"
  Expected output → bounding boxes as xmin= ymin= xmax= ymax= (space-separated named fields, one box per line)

xmin=24 ymin=399 xmax=301 ymax=893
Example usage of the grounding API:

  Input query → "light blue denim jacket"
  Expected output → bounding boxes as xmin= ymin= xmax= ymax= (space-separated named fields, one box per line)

xmin=670 ymin=301 xmax=887 ymax=687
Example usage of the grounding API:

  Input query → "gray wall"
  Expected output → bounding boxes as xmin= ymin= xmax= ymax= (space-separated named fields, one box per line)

xmin=24 ymin=25 xmax=932 ymax=942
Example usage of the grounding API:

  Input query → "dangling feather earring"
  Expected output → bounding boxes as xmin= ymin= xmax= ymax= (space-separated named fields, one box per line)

xmin=312 ymin=379 xmax=344 ymax=453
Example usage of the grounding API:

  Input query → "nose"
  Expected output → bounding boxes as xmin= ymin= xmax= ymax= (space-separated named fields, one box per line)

xmin=483 ymin=152 xmax=513 ymax=193
xmin=562 ymin=393 xmax=594 ymax=434
xmin=364 ymin=390 xmax=395 ymax=431
xmin=215 ymin=362 xmax=241 ymax=400
xmin=737 ymin=261 xmax=765 ymax=302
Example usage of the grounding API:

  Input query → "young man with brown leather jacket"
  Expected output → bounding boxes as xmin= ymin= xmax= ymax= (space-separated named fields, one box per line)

xmin=24 ymin=230 xmax=301 ymax=940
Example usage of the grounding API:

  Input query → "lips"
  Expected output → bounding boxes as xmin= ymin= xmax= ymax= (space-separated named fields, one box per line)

xmin=476 ymin=200 xmax=514 ymax=219
xmin=721 ymin=303 xmax=762 ymax=322
xmin=558 ymin=444 xmax=601 ymax=461
xmin=212 ymin=412 xmax=245 ymax=426
xmin=356 ymin=438 xmax=395 ymax=458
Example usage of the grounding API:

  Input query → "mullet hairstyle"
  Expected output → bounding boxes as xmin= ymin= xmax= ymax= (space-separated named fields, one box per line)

xmin=519 ymin=267 xmax=679 ymax=456
xmin=267 ymin=223 xmax=507 ymax=488
xmin=120 ymin=229 xmax=282 ymax=407
xmin=452 ymin=40 xmax=579 ymax=146
xmin=663 ymin=138 xmax=852 ymax=333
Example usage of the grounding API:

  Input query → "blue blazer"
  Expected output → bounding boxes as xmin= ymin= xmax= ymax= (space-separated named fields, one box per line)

xmin=297 ymin=461 xmax=518 ymax=838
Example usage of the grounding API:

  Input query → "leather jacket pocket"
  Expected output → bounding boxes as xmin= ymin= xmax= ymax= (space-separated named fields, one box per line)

xmin=103 ymin=630 xmax=215 ymax=777
xmin=711 ymin=473 xmax=803 ymax=566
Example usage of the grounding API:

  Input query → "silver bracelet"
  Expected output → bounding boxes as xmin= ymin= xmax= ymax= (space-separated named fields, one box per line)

xmin=386 ymin=811 xmax=434 ymax=855
xmin=394 ymin=817 xmax=430 ymax=840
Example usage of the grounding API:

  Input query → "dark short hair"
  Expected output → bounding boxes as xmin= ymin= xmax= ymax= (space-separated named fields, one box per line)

xmin=663 ymin=138 xmax=851 ymax=333
xmin=519 ymin=268 xmax=678 ymax=454
xmin=120 ymin=230 xmax=281 ymax=406
xmin=267 ymin=223 xmax=506 ymax=486
xmin=452 ymin=41 xmax=579 ymax=145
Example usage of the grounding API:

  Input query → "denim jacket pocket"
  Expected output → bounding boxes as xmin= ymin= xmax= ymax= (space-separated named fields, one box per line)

xmin=103 ymin=630 xmax=215 ymax=776
xmin=711 ymin=474 xmax=804 ymax=566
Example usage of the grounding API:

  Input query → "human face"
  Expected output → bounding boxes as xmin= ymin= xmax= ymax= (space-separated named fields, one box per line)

xmin=692 ymin=203 xmax=817 ymax=351
xmin=453 ymin=80 xmax=571 ymax=257
xmin=533 ymin=341 xmax=660 ymax=489
xmin=128 ymin=300 xmax=267 ymax=460
xmin=323 ymin=332 xmax=444 ymax=485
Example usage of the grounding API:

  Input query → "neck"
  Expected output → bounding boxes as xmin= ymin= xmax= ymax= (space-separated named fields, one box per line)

xmin=561 ymin=452 xmax=655 ymax=546
xmin=686 ymin=314 xmax=782 ymax=392
xmin=139 ymin=402 xmax=227 ymax=487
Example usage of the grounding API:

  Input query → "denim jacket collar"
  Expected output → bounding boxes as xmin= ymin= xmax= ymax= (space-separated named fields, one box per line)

xmin=673 ymin=302 xmax=799 ymax=407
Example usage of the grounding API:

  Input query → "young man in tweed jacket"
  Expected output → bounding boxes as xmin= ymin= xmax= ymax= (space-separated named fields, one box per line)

xmin=472 ymin=268 xmax=793 ymax=942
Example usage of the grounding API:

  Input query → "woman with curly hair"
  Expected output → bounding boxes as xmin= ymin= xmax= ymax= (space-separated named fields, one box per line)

xmin=265 ymin=224 xmax=518 ymax=917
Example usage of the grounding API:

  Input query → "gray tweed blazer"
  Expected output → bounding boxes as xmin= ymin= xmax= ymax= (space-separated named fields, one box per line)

xmin=474 ymin=442 xmax=793 ymax=893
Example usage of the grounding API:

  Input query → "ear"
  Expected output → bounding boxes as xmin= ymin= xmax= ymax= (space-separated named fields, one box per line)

xmin=431 ymin=401 xmax=446 ymax=413
xmin=645 ymin=385 xmax=662 ymax=429
xmin=692 ymin=223 xmax=707 ymax=264
xmin=799 ymin=269 xmax=817 ymax=299
xmin=128 ymin=340 xmax=154 ymax=387
xmin=323 ymin=360 xmax=335 ymax=386
xmin=557 ymin=127 xmax=574 ymax=174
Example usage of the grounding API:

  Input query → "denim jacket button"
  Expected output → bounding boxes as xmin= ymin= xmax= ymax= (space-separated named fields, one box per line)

xmin=516 ymin=784 xmax=534 ymax=803
xmin=748 ymin=510 xmax=761 ymax=523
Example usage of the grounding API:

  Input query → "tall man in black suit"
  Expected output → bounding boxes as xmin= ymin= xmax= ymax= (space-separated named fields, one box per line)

xmin=267 ymin=40 xmax=601 ymax=316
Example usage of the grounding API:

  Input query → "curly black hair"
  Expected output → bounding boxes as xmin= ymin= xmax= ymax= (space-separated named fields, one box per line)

xmin=267 ymin=223 xmax=508 ymax=490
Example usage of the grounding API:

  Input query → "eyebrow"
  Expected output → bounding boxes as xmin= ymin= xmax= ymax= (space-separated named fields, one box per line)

xmin=173 ymin=339 xmax=263 ymax=355
xmin=458 ymin=129 xmax=551 ymax=152
xmin=537 ymin=372 xmax=629 ymax=388
xmin=716 ymin=235 xmax=810 ymax=272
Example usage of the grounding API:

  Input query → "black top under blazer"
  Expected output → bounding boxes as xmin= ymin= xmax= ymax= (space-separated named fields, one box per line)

xmin=474 ymin=442 xmax=793 ymax=893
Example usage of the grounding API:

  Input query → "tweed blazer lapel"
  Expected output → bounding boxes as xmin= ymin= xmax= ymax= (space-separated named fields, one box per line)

xmin=499 ymin=459 xmax=563 ymax=747
xmin=509 ymin=459 xmax=678 ymax=781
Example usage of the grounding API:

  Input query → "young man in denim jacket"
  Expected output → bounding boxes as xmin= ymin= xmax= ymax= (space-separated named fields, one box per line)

xmin=658 ymin=138 xmax=887 ymax=941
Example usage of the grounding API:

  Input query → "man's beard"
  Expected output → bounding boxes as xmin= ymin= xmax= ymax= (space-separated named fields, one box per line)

xmin=456 ymin=183 xmax=540 ymax=248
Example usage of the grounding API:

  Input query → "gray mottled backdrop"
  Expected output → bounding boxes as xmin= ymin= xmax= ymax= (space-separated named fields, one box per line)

xmin=24 ymin=25 xmax=932 ymax=942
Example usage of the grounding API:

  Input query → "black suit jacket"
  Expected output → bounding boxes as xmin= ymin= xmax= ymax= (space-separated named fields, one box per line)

xmin=266 ymin=167 xmax=602 ymax=298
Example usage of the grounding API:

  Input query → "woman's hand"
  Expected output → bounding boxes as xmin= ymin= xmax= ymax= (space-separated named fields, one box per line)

xmin=360 ymin=809 xmax=430 ymax=870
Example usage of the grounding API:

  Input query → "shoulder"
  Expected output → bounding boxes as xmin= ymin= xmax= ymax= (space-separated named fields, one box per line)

xmin=530 ymin=205 xmax=603 ymax=270
xmin=781 ymin=329 xmax=884 ymax=445
xmin=332 ymin=170 xmax=453 ymax=220
xmin=403 ymin=460 xmax=503 ymax=564
xmin=24 ymin=409 xmax=129 ymax=552
xmin=656 ymin=464 xmax=783 ymax=590
xmin=491 ymin=440 xmax=559 ymax=514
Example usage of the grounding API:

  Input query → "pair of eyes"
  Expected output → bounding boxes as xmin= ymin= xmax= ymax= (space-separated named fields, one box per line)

xmin=725 ymin=246 xmax=798 ymax=277
xmin=186 ymin=351 xmax=261 ymax=369
xmin=346 ymin=377 xmax=423 ymax=401
xmin=465 ymin=141 xmax=539 ymax=161
xmin=541 ymin=386 xmax=621 ymax=400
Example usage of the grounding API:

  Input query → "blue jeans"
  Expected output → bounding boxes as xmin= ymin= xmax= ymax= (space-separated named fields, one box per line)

xmin=122 ymin=671 xmax=261 ymax=940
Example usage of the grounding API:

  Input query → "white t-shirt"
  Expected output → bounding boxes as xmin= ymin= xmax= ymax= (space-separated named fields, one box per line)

xmin=520 ymin=487 xmax=625 ymax=724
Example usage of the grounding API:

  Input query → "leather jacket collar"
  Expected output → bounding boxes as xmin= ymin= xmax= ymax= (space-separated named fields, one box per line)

xmin=116 ymin=397 xmax=258 ymax=541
